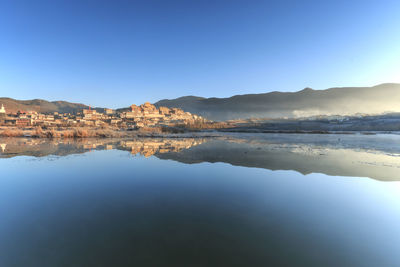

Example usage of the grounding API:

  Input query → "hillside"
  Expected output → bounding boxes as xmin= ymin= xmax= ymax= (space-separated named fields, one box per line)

xmin=0 ymin=98 xmax=90 ymax=114
xmin=155 ymin=83 xmax=400 ymax=121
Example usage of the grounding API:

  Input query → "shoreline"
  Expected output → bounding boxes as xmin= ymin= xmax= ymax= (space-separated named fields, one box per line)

xmin=0 ymin=126 xmax=223 ymax=139
xmin=2 ymin=126 xmax=400 ymax=139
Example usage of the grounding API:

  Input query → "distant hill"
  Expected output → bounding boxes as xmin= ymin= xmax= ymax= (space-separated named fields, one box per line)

xmin=0 ymin=98 xmax=93 ymax=114
xmin=155 ymin=83 xmax=400 ymax=121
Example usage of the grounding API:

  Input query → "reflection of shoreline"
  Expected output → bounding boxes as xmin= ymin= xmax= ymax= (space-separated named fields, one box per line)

xmin=2 ymin=134 xmax=400 ymax=181
xmin=0 ymin=137 xmax=209 ymax=159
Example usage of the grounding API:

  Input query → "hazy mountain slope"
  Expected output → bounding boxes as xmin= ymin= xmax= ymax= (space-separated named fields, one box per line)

xmin=0 ymin=98 xmax=90 ymax=114
xmin=155 ymin=83 xmax=400 ymax=121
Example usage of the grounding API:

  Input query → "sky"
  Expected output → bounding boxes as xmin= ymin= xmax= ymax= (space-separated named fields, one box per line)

xmin=0 ymin=0 xmax=400 ymax=108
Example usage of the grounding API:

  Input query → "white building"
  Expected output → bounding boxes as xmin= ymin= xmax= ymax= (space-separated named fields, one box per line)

xmin=0 ymin=104 xmax=5 ymax=114
xmin=0 ymin=104 xmax=5 ymax=123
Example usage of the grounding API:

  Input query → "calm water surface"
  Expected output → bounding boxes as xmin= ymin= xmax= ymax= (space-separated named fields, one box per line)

xmin=1 ymin=135 xmax=400 ymax=266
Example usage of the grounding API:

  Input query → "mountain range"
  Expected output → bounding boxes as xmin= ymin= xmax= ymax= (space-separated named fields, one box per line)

xmin=155 ymin=83 xmax=400 ymax=120
xmin=2 ymin=83 xmax=400 ymax=120
xmin=0 ymin=98 xmax=90 ymax=114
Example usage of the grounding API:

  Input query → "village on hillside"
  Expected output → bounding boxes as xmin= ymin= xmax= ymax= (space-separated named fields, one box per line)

xmin=0 ymin=102 xmax=209 ymax=129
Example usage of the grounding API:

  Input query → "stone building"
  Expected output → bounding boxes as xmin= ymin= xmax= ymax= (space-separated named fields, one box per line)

xmin=121 ymin=102 xmax=206 ymax=128
xmin=105 ymin=108 xmax=114 ymax=115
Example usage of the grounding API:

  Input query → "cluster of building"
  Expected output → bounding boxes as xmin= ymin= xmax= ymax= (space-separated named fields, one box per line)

xmin=121 ymin=102 xmax=204 ymax=127
xmin=0 ymin=102 xmax=207 ymax=128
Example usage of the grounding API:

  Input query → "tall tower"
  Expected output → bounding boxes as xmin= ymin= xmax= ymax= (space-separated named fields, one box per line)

xmin=0 ymin=104 xmax=5 ymax=124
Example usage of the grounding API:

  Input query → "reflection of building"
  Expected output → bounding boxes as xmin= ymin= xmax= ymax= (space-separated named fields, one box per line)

xmin=0 ymin=144 xmax=6 ymax=153
xmin=120 ymin=139 xmax=206 ymax=157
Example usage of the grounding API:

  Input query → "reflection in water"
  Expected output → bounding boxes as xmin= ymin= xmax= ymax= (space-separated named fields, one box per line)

xmin=1 ymin=134 xmax=400 ymax=266
xmin=0 ymin=137 xmax=208 ymax=158
xmin=1 ymin=133 xmax=400 ymax=181
xmin=121 ymin=139 xmax=207 ymax=157
xmin=157 ymin=134 xmax=400 ymax=181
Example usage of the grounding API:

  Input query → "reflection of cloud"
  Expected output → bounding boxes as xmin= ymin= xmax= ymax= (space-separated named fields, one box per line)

xmin=0 ymin=144 xmax=6 ymax=152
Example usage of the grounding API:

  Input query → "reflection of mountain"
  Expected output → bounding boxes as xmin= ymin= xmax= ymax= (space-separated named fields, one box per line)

xmin=1 ymin=134 xmax=400 ymax=181
xmin=155 ymin=134 xmax=400 ymax=181
xmin=0 ymin=138 xmax=90 ymax=158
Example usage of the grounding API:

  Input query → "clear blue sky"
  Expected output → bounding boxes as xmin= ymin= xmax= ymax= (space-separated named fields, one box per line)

xmin=1 ymin=0 xmax=399 ymax=108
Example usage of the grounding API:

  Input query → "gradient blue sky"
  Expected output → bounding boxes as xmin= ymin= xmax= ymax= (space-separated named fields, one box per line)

xmin=1 ymin=0 xmax=399 ymax=108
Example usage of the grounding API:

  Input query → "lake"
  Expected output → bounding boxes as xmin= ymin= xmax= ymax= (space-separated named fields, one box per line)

xmin=1 ymin=133 xmax=400 ymax=266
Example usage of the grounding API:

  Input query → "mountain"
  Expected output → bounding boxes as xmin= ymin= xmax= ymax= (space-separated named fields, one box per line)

xmin=0 ymin=98 xmax=91 ymax=114
xmin=155 ymin=83 xmax=400 ymax=121
xmin=3 ymin=83 xmax=400 ymax=119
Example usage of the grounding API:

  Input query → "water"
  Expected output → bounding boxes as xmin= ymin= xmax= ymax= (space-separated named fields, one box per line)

xmin=1 ymin=134 xmax=400 ymax=266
